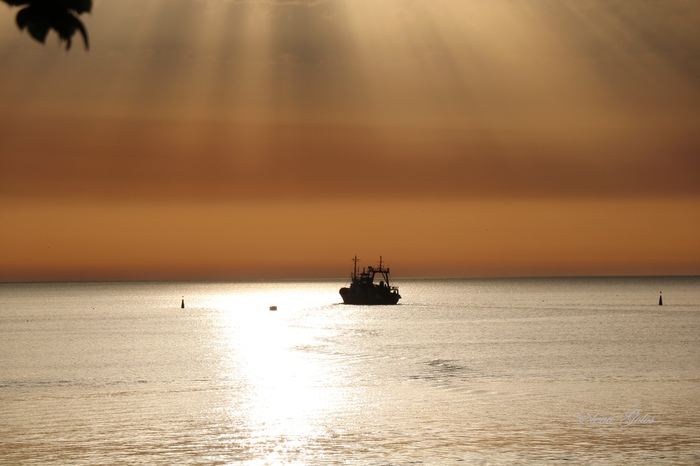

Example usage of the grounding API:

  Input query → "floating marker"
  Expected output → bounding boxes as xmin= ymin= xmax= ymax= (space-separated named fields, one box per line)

xmin=659 ymin=292 xmax=663 ymax=306
xmin=181 ymin=297 xmax=185 ymax=309
xmin=269 ymin=306 xmax=277 ymax=311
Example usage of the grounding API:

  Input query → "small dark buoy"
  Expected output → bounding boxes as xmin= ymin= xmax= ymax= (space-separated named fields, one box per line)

xmin=269 ymin=305 xmax=277 ymax=311
xmin=659 ymin=291 xmax=663 ymax=306
xmin=181 ymin=297 xmax=185 ymax=309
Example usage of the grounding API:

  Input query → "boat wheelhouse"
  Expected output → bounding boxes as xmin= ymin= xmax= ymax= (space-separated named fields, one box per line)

xmin=339 ymin=256 xmax=401 ymax=305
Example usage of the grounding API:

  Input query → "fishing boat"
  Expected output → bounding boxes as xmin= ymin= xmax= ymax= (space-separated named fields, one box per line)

xmin=339 ymin=256 xmax=401 ymax=305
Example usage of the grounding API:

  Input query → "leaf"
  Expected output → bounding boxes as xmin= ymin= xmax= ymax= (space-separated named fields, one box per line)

xmin=63 ymin=0 xmax=92 ymax=14
xmin=74 ymin=16 xmax=88 ymax=49
xmin=51 ymin=12 xmax=88 ymax=50
xmin=27 ymin=18 xmax=51 ymax=44
xmin=51 ymin=12 xmax=77 ymax=50
xmin=16 ymin=7 xmax=51 ymax=44
xmin=15 ymin=5 xmax=31 ymax=29
xmin=8 ymin=0 xmax=91 ymax=51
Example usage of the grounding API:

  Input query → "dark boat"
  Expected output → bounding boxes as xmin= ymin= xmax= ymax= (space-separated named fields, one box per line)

xmin=339 ymin=256 xmax=401 ymax=305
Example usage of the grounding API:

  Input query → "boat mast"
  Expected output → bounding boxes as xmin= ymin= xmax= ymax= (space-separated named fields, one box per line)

xmin=377 ymin=256 xmax=391 ymax=287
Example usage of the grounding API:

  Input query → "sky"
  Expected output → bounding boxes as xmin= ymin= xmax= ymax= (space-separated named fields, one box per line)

xmin=1 ymin=0 xmax=699 ymax=281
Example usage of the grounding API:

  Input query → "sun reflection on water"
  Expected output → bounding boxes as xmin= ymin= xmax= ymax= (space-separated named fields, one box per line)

xmin=211 ymin=283 xmax=347 ymax=461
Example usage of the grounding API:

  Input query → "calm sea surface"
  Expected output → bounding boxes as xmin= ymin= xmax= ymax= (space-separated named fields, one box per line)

xmin=1 ymin=277 xmax=699 ymax=464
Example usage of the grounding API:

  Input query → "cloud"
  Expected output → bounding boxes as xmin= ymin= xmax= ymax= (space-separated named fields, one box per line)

xmin=1 ymin=0 xmax=699 ymax=203
xmin=2 ymin=1 xmax=700 ymax=280
xmin=2 ymin=115 xmax=699 ymax=202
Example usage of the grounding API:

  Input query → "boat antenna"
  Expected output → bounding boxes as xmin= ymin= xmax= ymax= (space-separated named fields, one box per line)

xmin=379 ymin=255 xmax=383 ymax=270
xmin=353 ymin=255 xmax=359 ymax=278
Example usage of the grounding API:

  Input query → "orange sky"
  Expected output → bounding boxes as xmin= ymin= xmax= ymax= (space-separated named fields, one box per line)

xmin=1 ymin=0 xmax=699 ymax=281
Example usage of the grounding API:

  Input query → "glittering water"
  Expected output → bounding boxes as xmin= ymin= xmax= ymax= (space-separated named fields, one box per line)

xmin=1 ymin=277 xmax=699 ymax=464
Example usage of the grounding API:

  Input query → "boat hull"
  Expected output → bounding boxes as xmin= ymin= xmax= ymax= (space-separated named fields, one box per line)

xmin=339 ymin=286 xmax=401 ymax=305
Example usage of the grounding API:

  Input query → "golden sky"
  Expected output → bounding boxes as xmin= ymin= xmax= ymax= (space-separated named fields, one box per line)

xmin=1 ymin=0 xmax=699 ymax=281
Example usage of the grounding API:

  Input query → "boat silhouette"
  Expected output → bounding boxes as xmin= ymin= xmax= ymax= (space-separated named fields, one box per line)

xmin=340 ymin=256 xmax=401 ymax=305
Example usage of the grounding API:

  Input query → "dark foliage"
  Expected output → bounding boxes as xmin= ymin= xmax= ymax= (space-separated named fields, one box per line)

xmin=2 ymin=0 xmax=91 ymax=50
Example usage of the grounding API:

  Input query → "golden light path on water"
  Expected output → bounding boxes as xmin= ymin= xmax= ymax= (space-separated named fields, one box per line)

xmin=203 ymin=284 xmax=354 ymax=462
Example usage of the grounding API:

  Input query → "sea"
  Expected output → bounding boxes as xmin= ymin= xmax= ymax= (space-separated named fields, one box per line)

xmin=1 ymin=277 xmax=699 ymax=465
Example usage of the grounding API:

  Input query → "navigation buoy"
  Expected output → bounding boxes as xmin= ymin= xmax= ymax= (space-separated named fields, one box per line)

xmin=659 ymin=292 xmax=663 ymax=306
xmin=181 ymin=297 xmax=185 ymax=309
